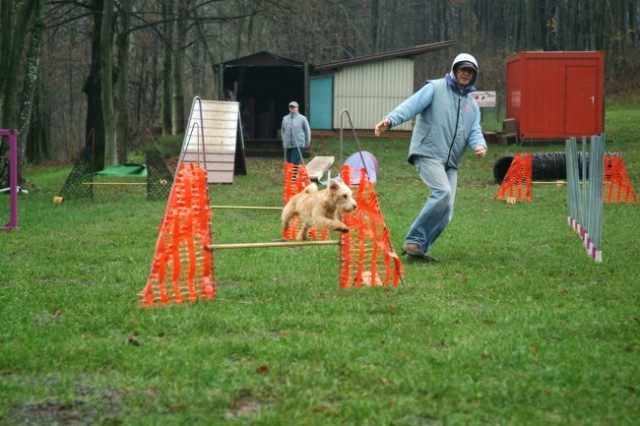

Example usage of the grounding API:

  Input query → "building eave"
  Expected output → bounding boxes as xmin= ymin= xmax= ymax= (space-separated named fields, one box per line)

xmin=313 ymin=40 xmax=455 ymax=72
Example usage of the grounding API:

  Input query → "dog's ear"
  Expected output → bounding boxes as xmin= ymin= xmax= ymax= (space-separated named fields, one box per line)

xmin=329 ymin=179 xmax=340 ymax=191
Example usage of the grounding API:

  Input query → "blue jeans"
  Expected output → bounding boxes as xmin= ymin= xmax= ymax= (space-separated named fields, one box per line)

xmin=405 ymin=157 xmax=458 ymax=254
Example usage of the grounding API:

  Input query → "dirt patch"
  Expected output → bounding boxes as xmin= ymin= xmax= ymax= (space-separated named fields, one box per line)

xmin=4 ymin=382 xmax=125 ymax=425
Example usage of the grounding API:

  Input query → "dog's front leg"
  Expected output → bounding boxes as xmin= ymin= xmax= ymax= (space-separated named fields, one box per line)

xmin=315 ymin=217 xmax=350 ymax=234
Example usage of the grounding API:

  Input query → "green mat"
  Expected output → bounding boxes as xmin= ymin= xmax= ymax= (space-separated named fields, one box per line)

xmin=94 ymin=163 xmax=147 ymax=177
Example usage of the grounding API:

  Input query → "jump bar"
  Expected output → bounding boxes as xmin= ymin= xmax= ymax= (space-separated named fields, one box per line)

xmin=82 ymin=182 xmax=147 ymax=185
xmin=210 ymin=205 xmax=281 ymax=210
xmin=208 ymin=240 xmax=340 ymax=250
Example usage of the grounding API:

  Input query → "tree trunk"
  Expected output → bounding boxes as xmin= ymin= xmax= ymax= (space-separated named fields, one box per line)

xmin=1 ymin=1 xmax=34 ymax=128
xmin=83 ymin=0 xmax=106 ymax=172
xmin=0 ymin=0 xmax=12 ymax=120
xmin=17 ymin=0 xmax=46 ymax=175
xmin=26 ymin=84 xmax=51 ymax=164
xmin=194 ymin=17 xmax=220 ymax=97
xmin=101 ymin=0 xmax=117 ymax=168
xmin=116 ymin=0 xmax=132 ymax=164
xmin=161 ymin=0 xmax=173 ymax=135
xmin=171 ymin=0 xmax=186 ymax=135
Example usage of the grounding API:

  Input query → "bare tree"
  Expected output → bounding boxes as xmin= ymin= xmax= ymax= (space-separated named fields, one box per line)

xmin=1 ymin=0 xmax=37 ymax=128
xmin=161 ymin=0 xmax=173 ymax=135
xmin=0 ymin=0 xmax=45 ymax=187
xmin=116 ymin=0 xmax=132 ymax=163
xmin=17 ymin=0 xmax=46 ymax=172
xmin=101 ymin=0 xmax=117 ymax=168
xmin=171 ymin=0 xmax=186 ymax=135
xmin=82 ymin=0 xmax=106 ymax=172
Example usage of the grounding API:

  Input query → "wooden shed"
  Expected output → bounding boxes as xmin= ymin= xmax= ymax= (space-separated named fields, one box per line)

xmin=311 ymin=41 xmax=454 ymax=132
xmin=216 ymin=52 xmax=308 ymax=155
xmin=506 ymin=51 xmax=604 ymax=141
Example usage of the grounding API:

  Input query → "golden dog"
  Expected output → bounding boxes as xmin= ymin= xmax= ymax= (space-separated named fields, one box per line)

xmin=282 ymin=179 xmax=357 ymax=240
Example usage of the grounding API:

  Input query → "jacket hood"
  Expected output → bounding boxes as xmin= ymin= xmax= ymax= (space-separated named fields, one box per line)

xmin=449 ymin=53 xmax=479 ymax=87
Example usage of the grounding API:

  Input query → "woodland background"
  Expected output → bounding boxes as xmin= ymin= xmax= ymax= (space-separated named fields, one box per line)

xmin=1 ymin=0 xmax=639 ymax=184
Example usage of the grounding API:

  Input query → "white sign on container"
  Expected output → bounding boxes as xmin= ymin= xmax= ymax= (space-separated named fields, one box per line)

xmin=472 ymin=91 xmax=496 ymax=107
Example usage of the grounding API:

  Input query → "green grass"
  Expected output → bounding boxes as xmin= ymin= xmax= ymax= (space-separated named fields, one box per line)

xmin=1 ymin=105 xmax=639 ymax=425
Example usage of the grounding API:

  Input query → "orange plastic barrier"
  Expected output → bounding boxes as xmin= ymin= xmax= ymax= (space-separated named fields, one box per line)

xmin=139 ymin=163 xmax=215 ymax=307
xmin=603 ymin=155 xmax=638 ymax=203
xmin=282 ymin=162 xmax=329 ymax=241
xmin=494 ymin=153 xmax=532 ymax=202
xmin=339 ymin=165 xmax=404 ymax=288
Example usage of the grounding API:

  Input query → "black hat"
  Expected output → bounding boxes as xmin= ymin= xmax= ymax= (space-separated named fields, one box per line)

xmin=455 ymin=61 xmax=478 ymax=72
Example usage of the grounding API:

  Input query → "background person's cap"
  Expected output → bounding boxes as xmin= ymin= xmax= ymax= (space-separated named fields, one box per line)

xmin=288 ymin=101 xmax=299 ymax=107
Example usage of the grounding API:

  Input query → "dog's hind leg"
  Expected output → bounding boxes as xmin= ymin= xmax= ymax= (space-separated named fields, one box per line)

xmin=296 ymin=224 xmax=311 ymax=240
xmin=281 ymin=205 xmax=297 ymax=232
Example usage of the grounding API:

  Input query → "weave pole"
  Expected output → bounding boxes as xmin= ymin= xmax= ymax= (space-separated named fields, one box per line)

xmin=586 ymin=135 xmax=604 ymax=261
xmin=566 ymin=138 xmax=582 ymax=232
xmin=566 ymin=135 xmax=604 ymax=262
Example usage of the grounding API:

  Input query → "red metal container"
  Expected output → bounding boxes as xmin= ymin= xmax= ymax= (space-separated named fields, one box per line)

xmin=506 ymin=51 xmax=604 ymax=141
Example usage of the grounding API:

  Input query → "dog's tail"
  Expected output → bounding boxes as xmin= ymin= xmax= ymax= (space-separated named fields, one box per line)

xmin=303 ymin=183 xmax=319 ymax=194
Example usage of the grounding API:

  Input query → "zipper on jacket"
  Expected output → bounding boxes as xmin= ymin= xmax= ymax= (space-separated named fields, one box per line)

xmin=446 ymin=92 xmax=462 ymax=166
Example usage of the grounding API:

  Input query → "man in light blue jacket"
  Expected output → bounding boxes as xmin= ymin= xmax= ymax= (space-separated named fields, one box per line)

xmin=281 ymin=101 xmax=311 ymax=165
xmin=375 ymin=53 xmax=488 ymax=262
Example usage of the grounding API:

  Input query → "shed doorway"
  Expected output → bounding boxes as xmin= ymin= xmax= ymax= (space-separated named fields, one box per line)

xmin=217 ymin=52 xmax=307 ymax=156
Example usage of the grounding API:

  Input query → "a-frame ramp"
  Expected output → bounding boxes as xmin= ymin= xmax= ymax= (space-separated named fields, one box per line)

xmin=181 ymin=97 xmax=247 ymax=183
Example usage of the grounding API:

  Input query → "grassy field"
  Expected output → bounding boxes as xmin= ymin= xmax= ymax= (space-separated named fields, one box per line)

xmin=1 ymin=104 xmax=639 ymax=425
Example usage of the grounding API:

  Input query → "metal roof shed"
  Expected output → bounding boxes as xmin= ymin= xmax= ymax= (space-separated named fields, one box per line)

xmin=311 ymin=41 xmax=454 ymax=132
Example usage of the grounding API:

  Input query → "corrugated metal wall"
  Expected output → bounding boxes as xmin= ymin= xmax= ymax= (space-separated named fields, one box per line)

xmin=333 ymin=58 xmax=414 ymax=131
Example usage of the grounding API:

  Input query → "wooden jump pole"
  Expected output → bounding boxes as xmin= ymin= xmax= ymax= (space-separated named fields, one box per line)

xmin=82 ymin=182 xmax=148 ymax=186
xmin=532 ymin=181 xmax=567 ymax=185
xmin=208 ymin=240 xmax=340 ymax=250
xmin=210 ymin=205 xmax=281 ymax=210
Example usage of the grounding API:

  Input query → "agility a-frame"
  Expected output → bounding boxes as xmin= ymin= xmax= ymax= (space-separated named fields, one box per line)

xmin=180 ymin=97 xmax=247 ymax=183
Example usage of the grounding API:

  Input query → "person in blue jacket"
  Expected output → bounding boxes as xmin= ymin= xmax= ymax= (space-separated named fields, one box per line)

xmin=281 ymin=101 xmax=311 ymax=165
xmin=374 ymin=53 xmax=488 ymax=262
